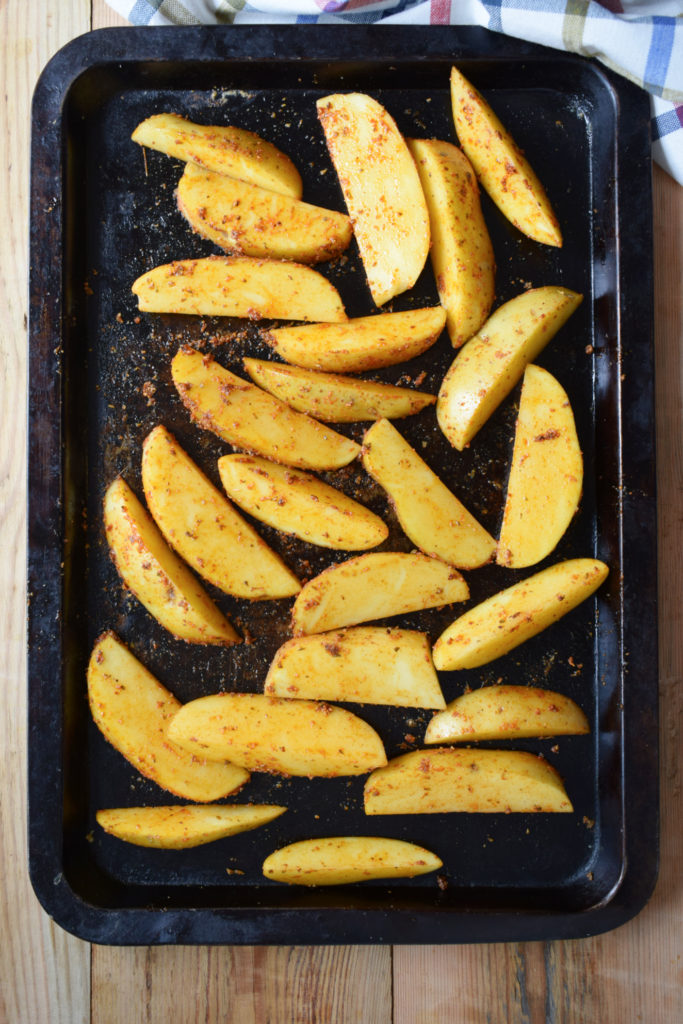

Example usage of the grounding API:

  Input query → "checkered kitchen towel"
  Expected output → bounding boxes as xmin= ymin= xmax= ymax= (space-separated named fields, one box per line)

xmin=108 ymin=0 xmax=683 ymax=184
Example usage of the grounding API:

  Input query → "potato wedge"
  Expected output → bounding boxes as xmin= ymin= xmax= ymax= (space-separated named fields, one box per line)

xmin=424 ymin=685 xmax=589 ymax=744
xmin=265 ymin=306 xmax=446 ymax=374
xmin=217 ymin=454 xmax=387 ymax=551
xmin=408 ymin=137 xmax=495 ymax=347
xmin=131 ymin=113 xmax=302 ymax=198
xmin=88 ymin=633 xmax=248 ymax=801
xmin=364 ymin=747 xmax=573 ymax=814
xmin=437 ymin=286 xmax=583 ymax=451
xmin=362 ymin=418 xmax=496 ymax=570
xmin=291 ymin=552 xmax=469 ymax=636
xmin=450 ymin=66 xmax=562 ymax=247
xmin=167 ymin=693 xmax=387 ymax=777
xmin=177 ymin=163 xmax=352 ymax=263
xmin=172 ymin=346 xmax=360 ymax=471
xmin=263 ymin=836 xmax=442 ymax=885
xmin=142 ymin=425 xmax=300 ymax=600
xmin=132 ymin=256 xmax=347 ymax=323
xmin=264 ymin=627 xmax=445 ymax=709
xmin=243 ymin=358 xmax=436 ymax=423
xmin=104 ymin=476 xmax=239 ymax=645
xmin=497 ymin=365 xmax=583 ymax=568
xmin=96 ymin=804 xmax=286 ymax=849
xmin=317 ymin=93 xmax=430 ymax=306
xmin=433 ymin=558 xmax=609 ymax=671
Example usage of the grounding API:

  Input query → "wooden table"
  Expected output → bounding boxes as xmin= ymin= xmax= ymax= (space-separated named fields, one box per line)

xmin=2 ymin=2 xmax=680 ymax=1020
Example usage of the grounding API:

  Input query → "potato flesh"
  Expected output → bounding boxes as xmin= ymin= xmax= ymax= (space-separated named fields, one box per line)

xmin=96 ymin=804 xmax=286 ymax=849
xmin=497 ymin=364 xmax=583 ymax=568
xmin=131 ymin=113 xmax=303 ymax=198
xmin=87 ymin=633 xmax=248 ymax=801
xmin=103 ymin=477 xmax=239 ymax=645
xmin=263 ymin=836 xmax=442 ymax=885
xmin=265 ymin=306 xmax=446 ymax=374
xmin=177 ymin=163 xmax=352 ymax=263
xmin=291 ymin=552 xmax=469 ymax=636
xmin=364 ymin=747 xmax=573 ymax=814
xmin=243 ymin=357 xmax=436 ymax=423
xmin=362 ymin=418 xmax=496 ymax=570
xmin=437 ymin=286 xmax=583 ymax=451
xmin=408 ymin=137 xmax=495 ymax=347
xmin=265 ymin=627 xmax=445 ymax=709
xmin=217 ymin=454 xmax=387 ymax=551
xmin=433 ymin=558 xmax=609 ymax=671
xmin=132 ymin=256 xmax=348 ymax=323
xmin=450 ymin=66 xmax=562 ymax=247
xmin=424 ymin=685 xmax=589 ymax=744
xmin=172 ymin=346 xmax=360 ymax=471
xmin=142 ymin=425 xmax=300 ymax=600
xmin=167 ymin=693 xmax=387 ymax=777
xmin=317 ymin=93 xmax=430 ymax=306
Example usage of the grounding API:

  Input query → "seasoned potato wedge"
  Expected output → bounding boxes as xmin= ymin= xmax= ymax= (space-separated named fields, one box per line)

xmin=291 ymin=552 xmax=469 ymax=636
xmin=142 ymin=425 xmax=300 ymax=600
xmin=437 ymin=286 xmax=583 ymax=451
xmin=408 ymin=137 xmax=495 ymax=347
xmin=450 ymin=66 xmax=562 ymax=247
xmin=317 ymin=93 xmax=430 ymax=306
xmin=362 ymin=418 xmax=496 ymax=569
xmin=243 ymin=358 xmax=436 ymax=423
xmin=265 ymin=627 xmax=445 ymax=708
xmin=265 ymin=306 xmax=446 ymax=374
xmin=132 ymin=256 xmax=347 ymax=322
xmin=424 ymin=685 xmax=589 ymax=744
xmin=217 ymin=454 xmax=387 ymax=551
xmin=167 ymin=693 xmax=387 ymax=777
xmin=96 ymin=804 xmax=286 ymax=849
xmin=364 ymin=747 xmax=573 ymax=814
xmin=433 ymin=558 xmax=609 ymax=671
xmin=131 ymin=113 xmax=303 ymax=198
xmin=172 ymin=346 xmax=360 ymax=471
xmin=87 ymin=633 xmax=248 ymax=801
xmin=104 ymin=476 xmax=239 ymax=645
xmin=263 ymin=836 xmax=442 ymax=886
xmin=177 ymin=163 xmax=352 ymax=263
xmin=497 ymin=365 xmax=583 ymax=568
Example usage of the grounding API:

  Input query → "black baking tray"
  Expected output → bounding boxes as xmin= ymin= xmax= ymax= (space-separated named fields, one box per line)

xmin=28 ymin=26 xmax=658 ymax=945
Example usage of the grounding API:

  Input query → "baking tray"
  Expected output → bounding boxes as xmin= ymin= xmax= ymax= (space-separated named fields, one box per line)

xmin=28 ymin=26 xmax=658 ymax=945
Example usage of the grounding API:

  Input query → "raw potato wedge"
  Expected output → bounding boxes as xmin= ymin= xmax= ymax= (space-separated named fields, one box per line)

xmin=96 ymin=804 xmax=286 ymax=849
xmin=364 ymin=747 xmax=573 ymax=814
xmin=291 ymin=552 xmax=469 ymax=636
xmin=87 ymin=633 xmax=248 ymax=801
xmin=408 ymin=137 xmax=495 ymax=347
xmin=167 ymin=693 xmax=387 ymax=777
xmin=142 ymin=425 xmax=300 ymax=600
xmin=425 ymin=685 xmax=589 ymax=744
xmin=217 ymin=454 xmax=387 ymax=551
xmin=172 ymin=346 xmax=360 ymax=471
xmin=317 ymin=93 xmax=430 ymax=306
xmin=177 ymin=163 xmax=352 ymax=263
xmin=497 ymin=364 xmax=583 ymax=568
xmin=132 ymin=256 xmax=347 ymax=323
xmin=131 ymin=113 xmax=303 ymax=198
xmin=104 ymin=476 xmax=239 ymax=645
xmin=362 ymin=418 xmax=496 ymax=570
xmin=437 ymin=286 xmax=583 ymax=451
xmin=433 ymin=558 xmax=609 ymax=671
xmin=263 ymin=836 xmax=442 ymax=886
xmin=243 ymin=358 xmax=436 ymax=423
xmin=450 ymin=66 xmax=562 ymax=247
xmin=265 ymin=627 xmax=445 ymax=709
xmin=265 ymin=306 xmax=446 ymax=374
